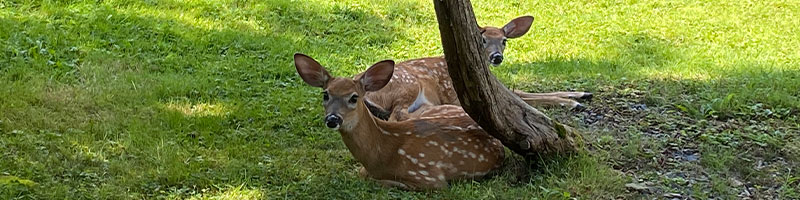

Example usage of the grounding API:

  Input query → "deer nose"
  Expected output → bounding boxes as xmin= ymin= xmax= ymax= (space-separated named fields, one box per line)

xmin=489 ymin=53 xmax=503 ymax=66
xmin=325 ymin=114 xmax=342 ymax=129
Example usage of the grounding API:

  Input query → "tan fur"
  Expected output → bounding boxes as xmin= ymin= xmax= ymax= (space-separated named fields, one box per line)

xmin=359 ymin=16 xmax=589 ymax=121
xmin=296 ymin=55 xmax=505 ymax=190
xmin=360 ymin=57 xmax=590 ymax=121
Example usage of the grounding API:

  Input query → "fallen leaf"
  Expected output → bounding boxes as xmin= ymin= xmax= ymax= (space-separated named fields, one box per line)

xmin=663 ymin=193 xmax=682 ymax=198
xmin=625 ymin=183 xmax=649 ymax=192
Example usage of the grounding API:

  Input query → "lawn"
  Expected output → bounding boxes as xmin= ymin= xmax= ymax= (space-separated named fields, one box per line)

xmin=1 ymin=0 xmax=798 ymax=199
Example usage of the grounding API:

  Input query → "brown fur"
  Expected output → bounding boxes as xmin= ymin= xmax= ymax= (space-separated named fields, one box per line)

xmin=359 ymin=16 xmax=591 ymax=121
xmin=295 ymin=54 xmax=505 ymax=190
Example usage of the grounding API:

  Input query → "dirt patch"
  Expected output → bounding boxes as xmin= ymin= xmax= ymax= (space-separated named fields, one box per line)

xmin=545 ymin=83 xmax=799 ymax=198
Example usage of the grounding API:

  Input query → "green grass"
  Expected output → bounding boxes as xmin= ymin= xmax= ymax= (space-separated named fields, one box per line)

xmin=1 ymin=0 xmax=798 ymax=199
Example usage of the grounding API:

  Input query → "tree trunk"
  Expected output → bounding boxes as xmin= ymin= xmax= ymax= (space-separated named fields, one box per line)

xmin=432 ymin=0 xmax=581 ymax=158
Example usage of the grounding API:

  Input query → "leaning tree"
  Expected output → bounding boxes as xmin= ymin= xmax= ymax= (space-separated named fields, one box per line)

xmin=432 ymin=0 xmax=582 ymax=158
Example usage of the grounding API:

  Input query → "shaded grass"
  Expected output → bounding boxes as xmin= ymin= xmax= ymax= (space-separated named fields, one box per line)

xmin=1 ymin=0 xmax=798 ymax=199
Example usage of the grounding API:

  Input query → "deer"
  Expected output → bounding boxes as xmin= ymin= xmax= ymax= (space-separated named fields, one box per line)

xmin=363 ymin=16 xmax=593 ymax=121
xmin=294 ymin=53 xmax=505 ymax=190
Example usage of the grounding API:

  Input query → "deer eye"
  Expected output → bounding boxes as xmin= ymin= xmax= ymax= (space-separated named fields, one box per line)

xmin=322 ymin=92 xmax=329 ymax=101
xmin=482 ymin=37 xmax=487 ymax=44
xmin=502 ymin=38 xmax=507 ymax=45
xmin=348 ymin=94 xmax=358 ymax=104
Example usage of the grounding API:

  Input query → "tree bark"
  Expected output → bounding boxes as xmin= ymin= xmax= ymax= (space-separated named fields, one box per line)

xmin=432 ymin=0 xmax=581 ymax=158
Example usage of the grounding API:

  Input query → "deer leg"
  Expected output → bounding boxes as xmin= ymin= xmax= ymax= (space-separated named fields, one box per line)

xmin=520 ymin=96 xmax=586 ymax=111
xmin=513 ymin=90 xmax=593 ymax=101
xmin=372 ymin=169 xmax=449 ymax=191
xmin=374 ymin=179 xmax=411 ymax=190
xmin=358 ymin=168 xmax=418 ymax=190
xmin=403 ymin=179 xmax=448 ymax=191
xmin=372 ymin=177 xmax=449 ymax=191
xmin=357 ymin=167 xmax=370 ymax=178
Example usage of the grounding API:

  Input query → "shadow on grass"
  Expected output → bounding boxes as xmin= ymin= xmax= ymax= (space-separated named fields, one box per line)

xmin=490 ymin=33 xmax=799 ymax=199
xmin=0 ymin=0 xmax=416 ymax=198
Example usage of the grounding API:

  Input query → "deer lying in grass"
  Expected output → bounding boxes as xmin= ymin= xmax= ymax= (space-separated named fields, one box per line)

xmin=294 ymin=53 xmax=505 ymax=190
xmin=362 ymin=16 xmax=593 ymax=121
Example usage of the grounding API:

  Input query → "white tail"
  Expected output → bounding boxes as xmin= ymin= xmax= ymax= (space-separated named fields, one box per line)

xmin=408 ymin=83 xmax=431 ymax=114
xmin=295 ymin=54 xmax=505 ymax=190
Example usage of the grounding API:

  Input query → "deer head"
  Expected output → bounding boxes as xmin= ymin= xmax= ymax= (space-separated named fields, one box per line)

xmin=294 ymin=53 xmax=395 ymax=131
xmin=480 ymin=16 xmax=534 ymax=66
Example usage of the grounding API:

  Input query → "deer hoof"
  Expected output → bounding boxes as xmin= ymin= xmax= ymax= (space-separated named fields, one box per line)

xmin=357 ymin=167 xmax=370 ymax=178
xmin=571 ymin=103 xmax=587 ymax=112
xmin=579 ymin=92 xmax=594 ymax=102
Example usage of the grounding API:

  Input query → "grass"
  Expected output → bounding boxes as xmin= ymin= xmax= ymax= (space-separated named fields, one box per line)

xmin=1 ymin=0 xmax=798 ymax=199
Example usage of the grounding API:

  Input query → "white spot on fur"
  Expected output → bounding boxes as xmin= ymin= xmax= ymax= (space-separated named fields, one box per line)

xmin=379 ymin=128 xmax=391 ymax=135
xmin=398 ymin=149 xmax=405 ymax=155
xmin=443 ymin=126 xmax=467 ymax=131
xmin=405 ymin=154 xmax=418 ymax=164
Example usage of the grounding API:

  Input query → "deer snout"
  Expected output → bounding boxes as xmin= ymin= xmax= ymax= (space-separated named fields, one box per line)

xmin=489 ymin=52 xmax=503 ymax=66
xmin=325 ymin=114 xmax=343 ymax=130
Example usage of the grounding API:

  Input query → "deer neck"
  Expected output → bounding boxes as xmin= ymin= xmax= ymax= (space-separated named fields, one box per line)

xmin=338 ymin=100 xmax=399 ymax=169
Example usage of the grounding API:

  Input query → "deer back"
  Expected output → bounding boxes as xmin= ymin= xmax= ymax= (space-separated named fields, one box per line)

xmin=361 ymin=57 xmax=460 ymax=121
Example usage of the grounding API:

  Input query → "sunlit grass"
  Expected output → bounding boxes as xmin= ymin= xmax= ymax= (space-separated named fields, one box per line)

xmin=185 ymin=185 xmax=264 ymax=200
xmin=162 ymin=101 xmax=232 ymax=117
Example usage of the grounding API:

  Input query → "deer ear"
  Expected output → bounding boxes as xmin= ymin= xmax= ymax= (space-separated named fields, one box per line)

xmin=359 ymin=60 xmax=395 ymax=92
xmin=294 ymin=53 xmax=331 ymax=88
xmin=503 ymin=16 xmax=534 ymax=38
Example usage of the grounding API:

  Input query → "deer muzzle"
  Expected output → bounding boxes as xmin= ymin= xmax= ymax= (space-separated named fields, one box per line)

xmin=325 ymin=114 xmax=343 ymax=129
xmin=489 ymin=52 xmax=503 ymax=66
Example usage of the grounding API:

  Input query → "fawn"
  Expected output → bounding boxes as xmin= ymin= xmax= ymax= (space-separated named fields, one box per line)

xmin=294 ymin=53 xmax=505 ymax=190
xmin=362 ymin=16 xmax=593 ymax=121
